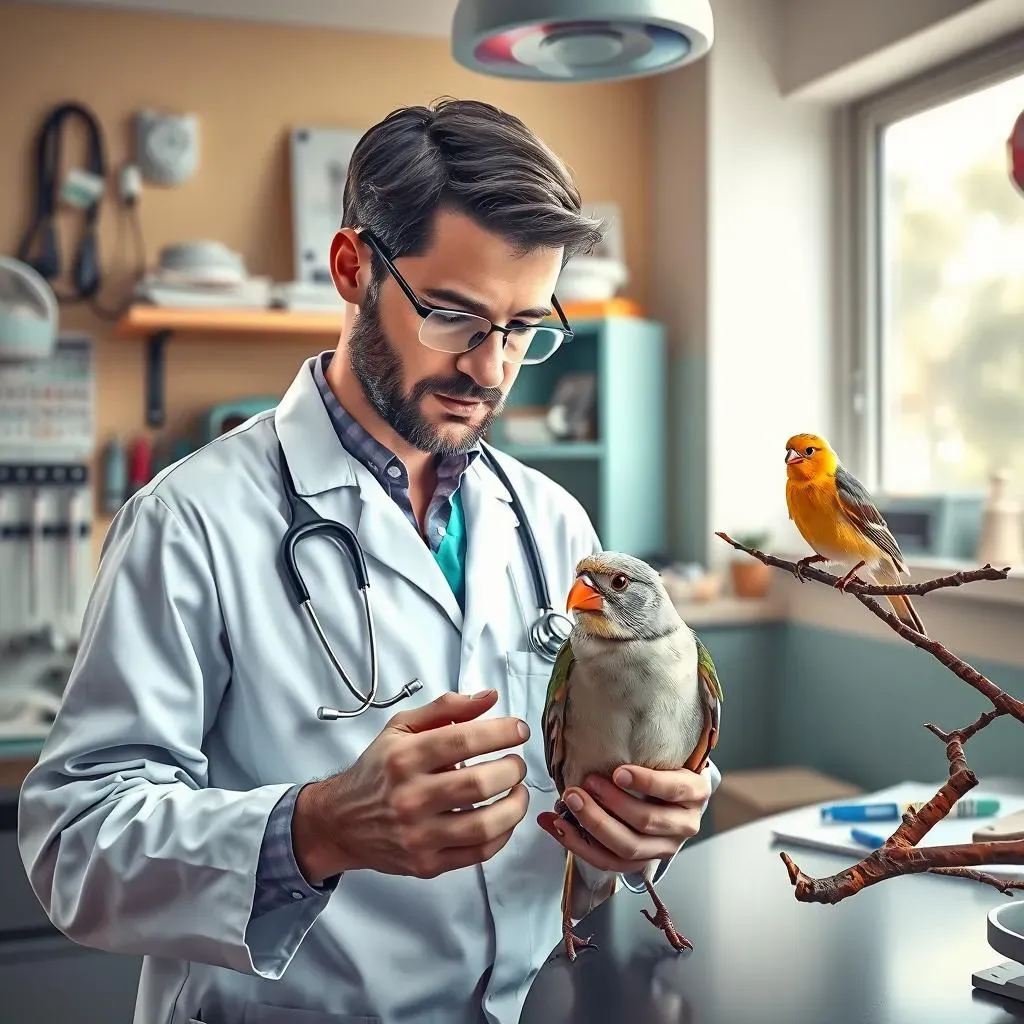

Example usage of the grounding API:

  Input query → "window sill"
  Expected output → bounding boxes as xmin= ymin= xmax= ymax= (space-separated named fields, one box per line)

xmin=671 ymin=595 xmax=788 ymax=627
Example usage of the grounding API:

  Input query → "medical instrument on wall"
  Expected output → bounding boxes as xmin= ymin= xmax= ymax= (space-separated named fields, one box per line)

xmin=0 ymin=461 xmax=91 ymax=655
xmin=277 ymin=440 xmax=574 ymax=721
xmin=17 ymin=101 xmax=146 ymax=321
xmin=0 ymin=334 xmax=95 ymax=654
xmin=0 ymin=256 xmax=59 ymax=363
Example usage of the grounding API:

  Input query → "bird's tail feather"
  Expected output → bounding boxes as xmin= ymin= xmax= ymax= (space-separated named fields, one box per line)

xmin=872 ymin=562 xmax=927 ymax=637
xmin=886 ymin=594 xmax=927 ymax=636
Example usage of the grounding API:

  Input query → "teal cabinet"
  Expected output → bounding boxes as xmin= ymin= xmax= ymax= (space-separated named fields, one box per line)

xmin=488 ymin=315 xmax=667 ymax=558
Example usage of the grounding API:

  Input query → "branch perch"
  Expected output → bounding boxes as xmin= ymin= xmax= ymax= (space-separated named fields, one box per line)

xmin=714 ymin=531 xmax=1024 ymax=903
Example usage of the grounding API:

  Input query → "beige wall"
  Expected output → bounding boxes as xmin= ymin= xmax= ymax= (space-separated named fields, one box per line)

xmin=0 ymin=0 xmax=653 ymax=553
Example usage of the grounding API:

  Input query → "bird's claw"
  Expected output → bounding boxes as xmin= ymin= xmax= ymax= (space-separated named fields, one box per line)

xmin=833 ymin=572 xmax=866 ymax=592
xmin=562 ymin=924 xmax=598 ymax=962
xmin=641 ymin=906 xmax=693 ymax=952
xmin=793 ymin=554 xmax=825 ymax=583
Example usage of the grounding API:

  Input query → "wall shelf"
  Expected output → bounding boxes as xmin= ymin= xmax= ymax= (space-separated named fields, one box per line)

xmin=113 ymin=298 xmax=644 ymax=428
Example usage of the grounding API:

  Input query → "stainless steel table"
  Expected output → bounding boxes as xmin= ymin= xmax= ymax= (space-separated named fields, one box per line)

xmin=520 ymin=810 xmax=1024 ymax=1024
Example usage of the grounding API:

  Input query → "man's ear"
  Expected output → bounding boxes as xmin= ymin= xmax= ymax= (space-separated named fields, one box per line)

xmin=330 ymin=229 xmax=370 ymax=303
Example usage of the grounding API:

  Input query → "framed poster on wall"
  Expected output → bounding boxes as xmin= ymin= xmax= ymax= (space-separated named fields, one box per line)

xmin=289 ymin=126 xmax=364 ymax=286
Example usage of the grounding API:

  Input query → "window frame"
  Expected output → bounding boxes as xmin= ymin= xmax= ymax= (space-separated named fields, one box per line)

xmin=838 ymin=31 xmax=1024 ymax=494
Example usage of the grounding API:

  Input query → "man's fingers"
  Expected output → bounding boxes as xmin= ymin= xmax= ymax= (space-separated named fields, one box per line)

xmin=412 ymin=754 xmax=527 ymax=815
xmin=537 ymin=812 xmax=651 ymax=875
xmin=432 ymin=828 xmax=517 ymax=875
xmin=415 ymin=715 xmax=530 ymax=773
xmin=560 ymin=788 xmax=674 ymax=862
xmin=613 ymin=765 xmax=711 ymax=805
xmin=582 ymin=776 xmax=694 ymax=838
xmin=426 ymin=783 xmax=530 ymax=849
xmin=388 ymin=689 xmax=498 ymax=735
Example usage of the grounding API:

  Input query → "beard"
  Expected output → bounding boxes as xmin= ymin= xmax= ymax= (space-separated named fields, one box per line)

xmin=348 ymin=286 xmax=506 ymax=457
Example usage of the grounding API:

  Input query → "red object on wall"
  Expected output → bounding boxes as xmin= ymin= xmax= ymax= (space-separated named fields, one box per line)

xmin=1010 ymin=107 xmax=1024 ymax=196
xmin=128 ymin=435 xmax=153 ymax=495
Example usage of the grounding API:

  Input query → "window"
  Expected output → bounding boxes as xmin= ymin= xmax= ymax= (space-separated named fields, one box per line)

xmin=848 ymin=40 xmax=1024 ymax=497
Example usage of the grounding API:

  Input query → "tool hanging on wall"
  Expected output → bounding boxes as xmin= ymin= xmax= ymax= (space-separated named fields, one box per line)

xmin=16 ymin=100 xmax=146 ymax=322
xmin=0 ymin=333 xmax=95 ymax=654
xmin=0 ymin=462 xmax=92 ymax=654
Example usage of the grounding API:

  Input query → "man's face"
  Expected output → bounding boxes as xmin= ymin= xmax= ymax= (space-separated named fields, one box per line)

xmin=346 ymin=210 xmax=563 ymax=457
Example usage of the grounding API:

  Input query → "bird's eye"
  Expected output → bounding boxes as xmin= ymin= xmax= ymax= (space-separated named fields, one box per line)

xmin=610 ymin=573 xmax=629 ymax=592
xmin=804 ymin=447 xmax=815 ymax=456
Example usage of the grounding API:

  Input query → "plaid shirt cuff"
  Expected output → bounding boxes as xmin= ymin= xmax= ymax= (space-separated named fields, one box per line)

xmin=253 ymin=784 xmax=339 ymax=919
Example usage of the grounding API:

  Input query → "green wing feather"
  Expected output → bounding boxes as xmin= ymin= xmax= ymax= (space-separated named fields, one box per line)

xmin=694 ymin=632 xmax=724 ymax=705
xmin=690 ymin=630 xmax=723 ymax=769
xmin=541 ymin=638 xmax=575 ymax=794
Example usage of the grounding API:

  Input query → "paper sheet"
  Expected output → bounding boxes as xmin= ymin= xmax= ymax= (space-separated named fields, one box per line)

xmin=769 ymin=780 xmax=1024 ymax=879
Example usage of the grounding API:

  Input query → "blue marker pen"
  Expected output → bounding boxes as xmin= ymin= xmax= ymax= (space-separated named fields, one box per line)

xmin=820 ymin=801 xmax=901 ymax=823
xmin=850 ymin=828 xmax=886 ymax=850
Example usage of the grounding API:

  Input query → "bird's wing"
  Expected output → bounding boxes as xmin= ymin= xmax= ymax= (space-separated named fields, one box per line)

xmin=685 ymin=632 xmax=722 ymax=772
xmin=833 ymin=464 xmax=907 ymax=571
xmin=695 ymin=632 xmax=723 ymax=706
xmin=542 ymin=638 xmax=575 ymax=794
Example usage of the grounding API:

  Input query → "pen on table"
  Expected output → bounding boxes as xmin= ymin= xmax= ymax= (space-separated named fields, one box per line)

xmin=820 ymin=798 xmax=1000 ymax=823
xmin=850 ymin=828 xmax=886 ymax=850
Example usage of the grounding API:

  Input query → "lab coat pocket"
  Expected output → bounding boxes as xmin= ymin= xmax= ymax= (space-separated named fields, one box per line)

xmin=242 ymin=1005 xmax=379 ymax=1024
xmin=505 ymin=650 xmax=555 ymax=792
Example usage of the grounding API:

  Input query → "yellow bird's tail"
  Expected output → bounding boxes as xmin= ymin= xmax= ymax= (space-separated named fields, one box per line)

xmin=872 ymin=560 xmax=926 ymax=637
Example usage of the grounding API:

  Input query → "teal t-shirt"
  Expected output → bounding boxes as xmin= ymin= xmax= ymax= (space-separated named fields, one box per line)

xmin=432 ymin=488 xmax=468 ymax=611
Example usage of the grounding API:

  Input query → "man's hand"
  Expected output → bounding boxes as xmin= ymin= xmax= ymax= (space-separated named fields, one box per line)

xmin=293 ymin=690 xmax=530 ymax=884
xmin=536 ymin=765 xmax=712 ymax=875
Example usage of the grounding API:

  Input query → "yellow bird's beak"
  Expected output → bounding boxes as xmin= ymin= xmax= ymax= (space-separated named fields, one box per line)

xmin=785 ymin=447 xmax=804 ymax=464
xmin=566 ymin=574 xmax=604 ymax=613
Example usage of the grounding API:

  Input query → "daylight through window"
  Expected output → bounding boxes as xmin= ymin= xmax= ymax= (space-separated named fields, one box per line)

xmin=877 ymin=68 xmax=1024 ymax=495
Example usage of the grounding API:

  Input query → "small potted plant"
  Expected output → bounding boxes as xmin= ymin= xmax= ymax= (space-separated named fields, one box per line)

xmin=729 ymin=531 xmax=772 ymax=599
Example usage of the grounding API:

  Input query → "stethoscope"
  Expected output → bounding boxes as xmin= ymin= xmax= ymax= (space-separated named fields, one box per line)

xmin=277 ymin=441 xmax=574 ymax=721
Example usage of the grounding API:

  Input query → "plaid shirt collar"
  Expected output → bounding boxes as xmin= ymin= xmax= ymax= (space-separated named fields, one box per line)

xmin=311 ymin=352 xmax=479 ymax=539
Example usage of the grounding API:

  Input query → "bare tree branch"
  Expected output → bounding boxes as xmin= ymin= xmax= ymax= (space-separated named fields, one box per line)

xmin=715 ymin=532 xmax=1010 ymax=595
xmin=714 ymin=531 xmax=1024 ymax=903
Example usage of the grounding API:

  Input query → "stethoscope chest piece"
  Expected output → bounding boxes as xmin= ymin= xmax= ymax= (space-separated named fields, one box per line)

xmin=530 ymin=610 xmax=573 ymax=660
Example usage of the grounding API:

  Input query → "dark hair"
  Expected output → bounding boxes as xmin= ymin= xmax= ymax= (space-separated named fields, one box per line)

xmin=341 ymin=97 xmax=604 ymax=277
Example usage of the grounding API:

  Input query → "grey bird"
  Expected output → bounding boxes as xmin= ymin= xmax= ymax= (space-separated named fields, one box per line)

xmin=541 ymin=551 xmax=723 ymax=961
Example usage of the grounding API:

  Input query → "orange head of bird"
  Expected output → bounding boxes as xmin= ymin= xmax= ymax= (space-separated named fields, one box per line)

xmin=784 ymin=433 xmax=839 ymax=481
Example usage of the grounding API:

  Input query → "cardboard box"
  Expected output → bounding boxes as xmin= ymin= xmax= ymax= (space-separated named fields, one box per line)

xmin=713 ymin=766 xmax=863 ymax=832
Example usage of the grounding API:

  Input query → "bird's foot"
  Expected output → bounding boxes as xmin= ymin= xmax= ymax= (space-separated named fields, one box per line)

xmin=641 ymin=905 xmax=693 ymax=952
xmin=833 ymin=561 xmax=867 ymax=591
xmin=562 ymin=921 xmax=598 ymax=962
xmin=793 ymin=554 xmax=826 ymax=583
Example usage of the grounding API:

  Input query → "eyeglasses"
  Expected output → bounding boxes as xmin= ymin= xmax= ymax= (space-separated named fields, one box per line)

xmin=357 ymin=228 xmax=574 ymax=365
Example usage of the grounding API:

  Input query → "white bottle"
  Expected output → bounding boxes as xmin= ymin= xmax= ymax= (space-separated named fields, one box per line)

xmin=976 ymin=469 xmax=1024 ymax=567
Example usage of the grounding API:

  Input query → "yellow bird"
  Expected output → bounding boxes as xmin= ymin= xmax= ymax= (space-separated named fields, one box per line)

xmin=783 ymin=432 xmax=926 ymax=636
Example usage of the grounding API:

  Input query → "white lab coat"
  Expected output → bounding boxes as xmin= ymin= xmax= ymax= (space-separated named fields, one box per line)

xmin=18 ymin=356 xmax=719 ymax=1024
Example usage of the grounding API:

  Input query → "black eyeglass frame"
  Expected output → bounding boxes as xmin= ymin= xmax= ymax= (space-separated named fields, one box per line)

xmin=356 ymin=227 xmax=575 ymax=362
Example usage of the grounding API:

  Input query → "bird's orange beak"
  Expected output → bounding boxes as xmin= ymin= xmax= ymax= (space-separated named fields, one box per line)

xmin=566 ymin=575 xmax=603 ymax=613
xmin=785 ymin=447 xmax=804 ymax=464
